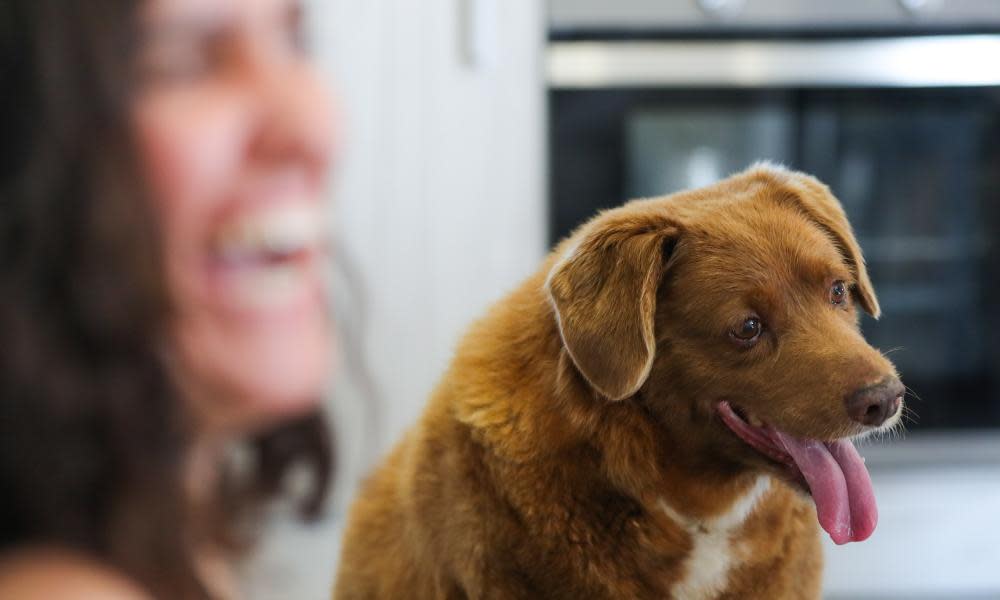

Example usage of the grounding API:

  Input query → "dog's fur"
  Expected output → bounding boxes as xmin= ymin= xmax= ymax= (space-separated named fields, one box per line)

xmin=334 ymin=164 xmax=899 ymax=599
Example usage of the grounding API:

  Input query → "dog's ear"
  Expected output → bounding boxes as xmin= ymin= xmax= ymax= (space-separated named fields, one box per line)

xmin=545 ymin=210 xmax=680 ymax=401
xmin=781 ymin=174 xmax=881 ymax=319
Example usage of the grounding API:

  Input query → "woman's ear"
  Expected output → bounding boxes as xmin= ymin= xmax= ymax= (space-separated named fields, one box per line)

xmin=545 ymin=209 xmax=680 ymax=401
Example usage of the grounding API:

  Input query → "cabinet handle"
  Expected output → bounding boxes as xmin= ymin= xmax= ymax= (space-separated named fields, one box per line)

xmin=461 ymin=0 xmax=498 ymax=70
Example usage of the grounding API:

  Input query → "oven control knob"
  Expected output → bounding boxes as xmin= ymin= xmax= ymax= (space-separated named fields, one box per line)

xmin=696 ymin=0 xmax=746 ymax=19
xmin=898 ymin=0 xmax=942 ymax=15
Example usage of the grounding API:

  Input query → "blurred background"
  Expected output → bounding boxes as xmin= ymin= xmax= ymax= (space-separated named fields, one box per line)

xmin=245 ymin=1 xmax=1000 ymax=598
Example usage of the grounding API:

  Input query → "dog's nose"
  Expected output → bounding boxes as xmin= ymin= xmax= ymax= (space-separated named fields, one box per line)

xmin=845 ymin=376 xmax=904 ymax=427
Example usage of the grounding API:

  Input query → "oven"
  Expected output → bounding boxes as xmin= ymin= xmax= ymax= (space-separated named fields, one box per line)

xmin=547 ymin=1 xmax=1000 ymax=597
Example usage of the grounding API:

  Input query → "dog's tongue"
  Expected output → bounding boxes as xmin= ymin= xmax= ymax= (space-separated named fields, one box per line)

xmin=769 ymin=430 xmax=878 ymax=544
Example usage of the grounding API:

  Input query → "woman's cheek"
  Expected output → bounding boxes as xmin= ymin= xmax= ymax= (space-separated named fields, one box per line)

xmin=135 ymin=88 xmax=251 ymax=206
xmin=134 ymin=88 xmax=252 ymax=291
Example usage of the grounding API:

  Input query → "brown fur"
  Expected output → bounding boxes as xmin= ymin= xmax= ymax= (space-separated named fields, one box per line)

xmin=334 ymin=164 xmax=898 ymax=599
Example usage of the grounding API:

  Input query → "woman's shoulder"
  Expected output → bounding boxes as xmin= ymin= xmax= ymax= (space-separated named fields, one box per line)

xmin=0 ymin=547 xmax=152 ymax=600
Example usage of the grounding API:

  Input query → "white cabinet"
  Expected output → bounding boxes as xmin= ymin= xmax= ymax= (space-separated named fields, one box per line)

xmin=317 ymin=0 xmax=546 ymax=471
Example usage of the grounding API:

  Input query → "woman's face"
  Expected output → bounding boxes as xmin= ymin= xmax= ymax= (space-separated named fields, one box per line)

xmin=132 ymin=0 xmax=336 ymax=434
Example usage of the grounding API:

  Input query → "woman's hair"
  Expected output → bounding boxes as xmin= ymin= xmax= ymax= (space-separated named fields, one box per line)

xmin=0 ymin=1 xmax=332 ymax=597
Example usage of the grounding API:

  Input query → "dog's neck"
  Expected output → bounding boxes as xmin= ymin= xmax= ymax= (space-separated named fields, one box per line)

xmin=656 ymin=474 xmax=772 ymax=533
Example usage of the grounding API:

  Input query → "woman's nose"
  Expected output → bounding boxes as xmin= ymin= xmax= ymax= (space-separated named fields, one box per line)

xmin=245 ymin=58 xmax=337 ymax=173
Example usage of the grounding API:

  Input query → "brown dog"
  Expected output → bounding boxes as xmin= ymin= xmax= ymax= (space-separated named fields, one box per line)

xmin=334 ymin=164 xmax=904 ymax=599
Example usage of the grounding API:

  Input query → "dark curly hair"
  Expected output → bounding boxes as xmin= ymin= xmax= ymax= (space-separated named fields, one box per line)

xmin=0 ymin=1 xmax=333 ymax=597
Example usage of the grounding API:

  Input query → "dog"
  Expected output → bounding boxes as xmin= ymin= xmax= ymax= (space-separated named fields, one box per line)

xmin=334 ymin=163 xmax=904 ymax=599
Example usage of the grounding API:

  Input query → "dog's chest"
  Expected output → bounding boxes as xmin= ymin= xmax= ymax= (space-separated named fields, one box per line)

xmin=657 ymin=476 xmax=772 ymax=600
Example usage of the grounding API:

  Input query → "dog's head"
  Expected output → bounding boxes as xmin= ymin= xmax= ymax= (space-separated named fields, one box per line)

xmin=546 ymin=163 xmax=903 ymax=545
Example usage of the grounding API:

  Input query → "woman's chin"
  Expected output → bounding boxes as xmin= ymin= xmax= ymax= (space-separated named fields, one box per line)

xmin=177 ymin=320 xmax=334 ymax=435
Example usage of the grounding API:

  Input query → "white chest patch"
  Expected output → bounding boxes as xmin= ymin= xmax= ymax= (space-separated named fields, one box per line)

xmin=657 ymin=476 xmax=771 ymax=600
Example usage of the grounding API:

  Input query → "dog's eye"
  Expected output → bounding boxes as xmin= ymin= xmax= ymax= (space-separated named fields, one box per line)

xmin=830 ymin=280 xmax=848 ymax=306
xmin=731 ymin=317 xmax=763 ymax=344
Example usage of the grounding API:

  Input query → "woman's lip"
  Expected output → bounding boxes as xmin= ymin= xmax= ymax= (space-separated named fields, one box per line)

xmin=203 ymin=245 xmax=326 ymax=315
xmin=197 ymin=201 xmax=329 ymax=317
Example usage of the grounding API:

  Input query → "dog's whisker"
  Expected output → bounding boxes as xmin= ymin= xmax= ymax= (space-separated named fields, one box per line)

xmin=900 ymin=405 xmax=920 ymax=425
xmin=891 ymin=419 xmax=907 ymax=441
xmin=903 ymin=385 xmax=925 ymax=404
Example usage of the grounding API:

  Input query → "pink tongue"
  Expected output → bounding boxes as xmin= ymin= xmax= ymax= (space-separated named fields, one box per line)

xmin=770 ymin=431 xmax=878 ymax=544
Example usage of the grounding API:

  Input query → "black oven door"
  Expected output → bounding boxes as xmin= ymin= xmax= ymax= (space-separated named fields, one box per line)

xmin=549 ymin=37 xmax=1000 ymax=432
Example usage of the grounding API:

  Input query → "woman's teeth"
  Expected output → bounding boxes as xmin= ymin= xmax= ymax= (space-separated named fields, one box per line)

xmin=214 ymin=204 xmax=325 ymax=264
xmin=210 ymin=204 xmax=327 ymax=309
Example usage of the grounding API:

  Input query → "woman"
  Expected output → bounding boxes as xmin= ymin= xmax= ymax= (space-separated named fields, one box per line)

xmin=0 ymin=0 xmax=338 ymax=597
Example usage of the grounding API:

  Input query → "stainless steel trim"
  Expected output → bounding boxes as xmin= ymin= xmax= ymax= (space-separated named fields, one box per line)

xmin=549 ymin=0 xmax=1000 ymax=32
xmin=548 ymin=35 xmax=1000 ymax=88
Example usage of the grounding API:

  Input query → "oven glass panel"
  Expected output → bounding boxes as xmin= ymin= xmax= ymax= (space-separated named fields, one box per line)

xmin=550 ymin=88 xmax=1000 ymax=430
xmin=627 ymin=105 xmax=794 ymax=197
xmin=800 ymin=91 xmax=1000 ymax=429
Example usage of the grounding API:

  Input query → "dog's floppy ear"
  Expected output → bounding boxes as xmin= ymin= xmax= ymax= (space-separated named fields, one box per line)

xmin=545 ymin=209 xmax=680 ymax=401
xmin=780 ymin=173 xmax=881 ymax=319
